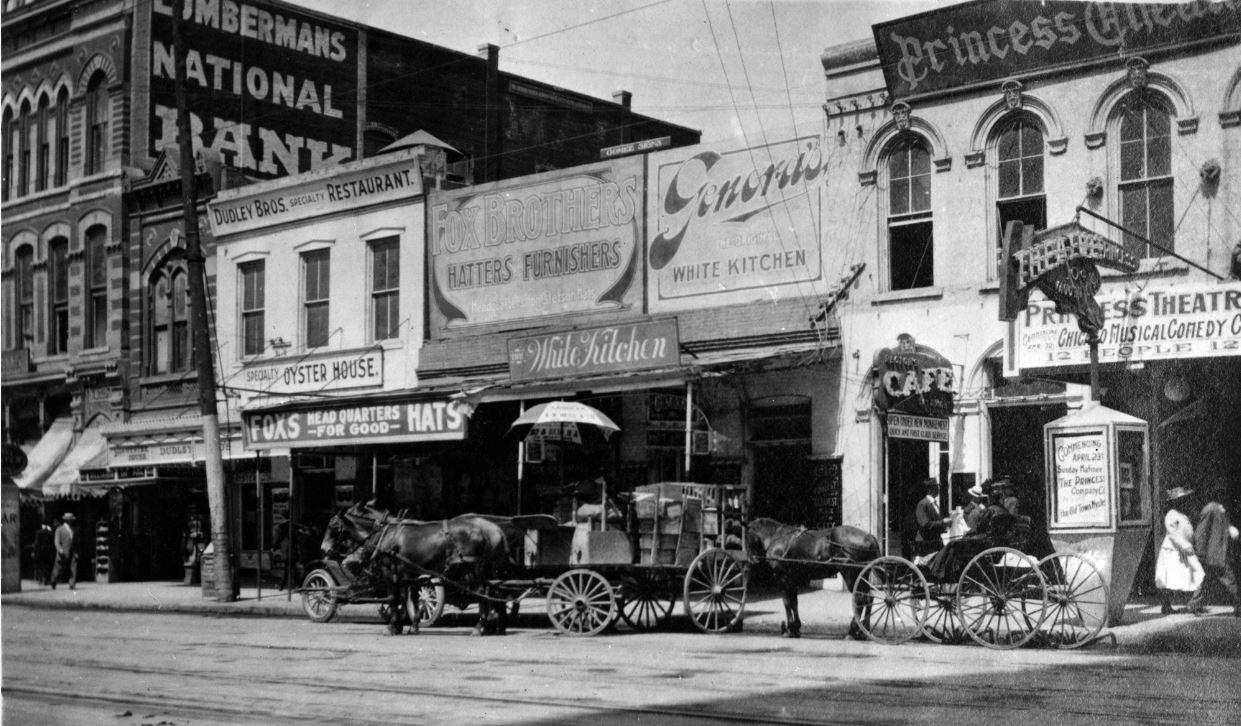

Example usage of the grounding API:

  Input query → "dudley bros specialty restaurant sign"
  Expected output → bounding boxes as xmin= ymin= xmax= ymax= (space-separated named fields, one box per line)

xmin=243 ymin=398 xmax=468 ymax=450
xmin=874 ymin=0 xmax=1241 ymax=99
xmin=428 ymin=156 xmax=643 ymax=332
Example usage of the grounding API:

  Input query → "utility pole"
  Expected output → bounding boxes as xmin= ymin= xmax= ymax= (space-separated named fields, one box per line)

xmin=172 ymin=0 xmax=234 ymax=601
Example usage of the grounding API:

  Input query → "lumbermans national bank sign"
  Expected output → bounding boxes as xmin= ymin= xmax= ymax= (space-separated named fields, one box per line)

xmin=875 ymin=0 xmax=1241 ymax=99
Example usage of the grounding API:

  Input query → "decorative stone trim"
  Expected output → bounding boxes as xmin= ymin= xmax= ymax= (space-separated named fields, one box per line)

xmin=1222 ymin=110 xmax=1241 ymax=128
xmin=1177 ymin=116 xmax=1199 ymax=135
xmin=1085 ymin=131 xmax=1106 ymax=149
xmin=104 ymin=241 xmax=124 ymax=255
xmin=858 ymin=169 xmax=877 ymax=186
xmin=933 ymin=156 xmax=952 ymax=173
xmin=1048 ymin=137 xmax=1068 ymax=155
xmin=67 ymin=249 xmax=86 ymax=262
xmin=964 ymin=151 xmax=985 ymax=168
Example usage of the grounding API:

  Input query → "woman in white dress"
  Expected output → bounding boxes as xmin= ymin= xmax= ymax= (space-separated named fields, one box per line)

xmin=1155 ymin=487 xmax=1204 ymax=614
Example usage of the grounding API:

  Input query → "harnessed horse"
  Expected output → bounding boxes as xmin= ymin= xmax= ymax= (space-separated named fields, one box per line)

xmin=747 ymin=517 xmax=881 ymax=638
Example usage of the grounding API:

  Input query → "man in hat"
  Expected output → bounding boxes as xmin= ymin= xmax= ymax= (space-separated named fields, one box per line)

xmin=1186 ymin=481 xmax=1240 ymax=617
xmin=963 ymin=481 xmax=988 ymax=531
xmin=994 ymin=475 xmax=1021 ymax=517
xmin=33 ymin=519 xmax=56 ymax=586
xmin=914 ymin=478 xmax=950 ymax=555
xmin=51 ymin=512 xmax=78 ymax=590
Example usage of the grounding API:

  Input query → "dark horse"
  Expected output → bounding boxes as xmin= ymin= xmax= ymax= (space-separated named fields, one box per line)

xmin=746 ymin=517 xmax=881 ymax=639
xmin=323 ymin=505 xmax=510 ymax=636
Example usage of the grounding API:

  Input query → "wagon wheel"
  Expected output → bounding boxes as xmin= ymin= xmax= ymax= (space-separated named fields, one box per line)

xmin=683 ymin=548 xmax=747 ymax=633
xmin=1037 ymin=553 xmax=1108 ymax=649
xmin=617 ymin=571 xmax=676 ymax=631
xmin=547 ymin=569 xmax=617 ymax=637
xmin=406 ymin=580 xmax=448 ymax=627
xmin=300 ymin=568 xmax=340 ymax=623
xmin=955 ymin=547 xmax=1048 ymax=650
xmin=851 ymin=556 xmax=928 ymax=645
xmin=921 ymin=581 xmax=967 ymax=644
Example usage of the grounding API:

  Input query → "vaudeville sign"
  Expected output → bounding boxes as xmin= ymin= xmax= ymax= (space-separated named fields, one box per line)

xmin=872 ymin=334 xmax=957 ymax=418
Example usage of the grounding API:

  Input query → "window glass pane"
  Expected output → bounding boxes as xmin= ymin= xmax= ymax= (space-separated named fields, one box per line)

xmin=154 ymin=328 xmax=169 ymax=374
xmin=998 ymin=159 xmax=1020 ymax=198
xmin=243 ymin=312 xmax=264 ymax=356
xmin=88 ymin=227 xmax=107 ymax=286
xmin=909 ymin=144 xmax=930 ymax=175
xmin=172 ymin=273 xmax=187 ymax=320
xmin=1147 ymin=134 xmax=1170 ymax=177
xmin=1145 ymin=104 xmax=1170 ymax=138
xmin=997 ymin=126 xmax=1018 ymax=160
xmin=910 ymin=174 xmax=930 ymax=212
xmin=1020 ymin=122 xmax=1043 ymax=155
xmin=373 ymin=248 xmax=387 ymax=291
xmin=888 ymin=147 xmax=908 ymax=178
xmin=1022 ymin=158 xmax=1043 ymax=194
xmin=1119 ymin=138 xmax=1143 ymax=181
xmin=374 ymin=294 xmax=391 ymax=341
xmin=889 ymin=220 xmax=934 ymax=290
xmin=385 ymin=244 xmax=400 ymax=288
xmin=1120 ymin=186 xmax=1148 ymax=257
xmin=889 ymin=179 xmax=909 ymax=215
xmin=1119 ymin=107 xmax=1142 ymax=142
xmin=91 ymin=293 xmax=107 ymax=347
xmin=154 ymin=277 xmax=171 ymax=326
xmin=172 ymin=322 xmax=188 ymax=371
xmin=306 ymin=304 xmax=329 ymax=347
xmin=1149 ymin=179 xmax=1174 ymax=250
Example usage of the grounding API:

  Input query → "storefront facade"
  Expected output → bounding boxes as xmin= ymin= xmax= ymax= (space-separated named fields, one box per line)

xmin=819 ymin=0 xmax=1240 ymax=572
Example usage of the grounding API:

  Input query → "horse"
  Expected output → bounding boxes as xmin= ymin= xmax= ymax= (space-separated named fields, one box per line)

xmin=321 ymin=505 xmax=510 ymax=636
xmin=746 ymin=517 xmax=881 ymax=639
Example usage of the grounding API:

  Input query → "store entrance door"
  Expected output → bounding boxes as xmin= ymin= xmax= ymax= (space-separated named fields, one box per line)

xmin=752 ymin=443 xmax=812 ymax=526
xmin=989 ymin=403 xmax=1065 ymax=523
xmin=885 ymin=436 xmax=936 ymax=559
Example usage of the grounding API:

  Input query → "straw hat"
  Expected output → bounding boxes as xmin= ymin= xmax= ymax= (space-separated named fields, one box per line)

xmin=967 ymin=484 xmax=985 ymax=499
xmin=62 ymin=512 xmax=76 ymax=522
xmin=1164 ymin=487 xmax=1194 ymax=502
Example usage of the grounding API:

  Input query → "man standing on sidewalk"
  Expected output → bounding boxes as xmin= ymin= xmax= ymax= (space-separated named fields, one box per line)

xmin=1186 ymin=489 xmax=1240 ymax=617
xmin=50 ymin=512 xmax=77 ymax=590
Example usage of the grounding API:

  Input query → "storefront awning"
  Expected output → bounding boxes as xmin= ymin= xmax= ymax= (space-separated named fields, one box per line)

xmin=42 ymin=426 xmax=109 ymax=498
xmin=13 ymin=417 xmax=75 ymax=494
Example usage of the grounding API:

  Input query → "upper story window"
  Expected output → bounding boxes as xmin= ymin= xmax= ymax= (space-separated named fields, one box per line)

xmin=147 ymin=261 xmax=190 ymax=374
xmin=239 ymin=260 xmax=265 ymax=357
xmin=17 ymin=100 xmax=32 ymax=196
xmin=1116 ymin=91 xmax=1173 ymax=259
xmin=302 ymin=249 xmax=330 ymax=348
xmin=995 ymin=116 xmax=1046 ymax=246
xmin=35 ymin=95 xmax=49 ymax=192
xmin=47 ymin=236 xmax=68 ymax=354
xmin=15 ymin=244 xmax=34 ymax=348
xmin=54 ymin=88 xmax=68 ymax=187
xmin=86 ymin=224 xmax=108 ymax=347
xmin=2 ymin=109 xmax=14 ymax=201
xmin=885 ymin=135 xmax=933 ymax=290
xmin=370 ymin=237 xmax=400 ymax=341
xmin=85 ymin=73 xmax=108 ymax=175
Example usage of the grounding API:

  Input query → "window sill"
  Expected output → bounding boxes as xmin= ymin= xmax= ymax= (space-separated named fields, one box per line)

xmin=139 ymin=371 xmax=198 ymax=386
xmin=78 ymin=346 xmax=110 ymax=356
xmin=871 ymin=287 xmax=945 ymax=305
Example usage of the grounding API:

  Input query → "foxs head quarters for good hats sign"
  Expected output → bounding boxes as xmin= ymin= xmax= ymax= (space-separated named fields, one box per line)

xmin=647 ymin=134 xmax=824 ymax=312
xmin=872 ymin=334 xmax=957 ymax=423
xmin=243 ymin=398 xmax=468 ymax=450
xmin=147 ymin=0 xmax=358 ymax=178
xmin=874 ymin=0 xmax=1241 ymax=100
xmin=428 ymin=157 xmax=643 ymax=333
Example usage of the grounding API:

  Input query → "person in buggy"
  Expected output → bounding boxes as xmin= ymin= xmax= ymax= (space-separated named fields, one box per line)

xmin=921 ymin=476 xmax=1042 ymax=582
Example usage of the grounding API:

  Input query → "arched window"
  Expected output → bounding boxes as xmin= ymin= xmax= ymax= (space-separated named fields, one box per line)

xmin=86 ymin=224 xmax=108 ymax=348
xmin=995 ymin=117 xmax=1046 ymax=245
xmin=1116 ymin=91 xmax=1173 ymax=259
xmin=35 ymin=95 xmax=50 ymax=191
xmin=48 ymin=236 xmax=69 ymax=354
xmin=18 ymin=100 xmax=32 ymax=196
xmin=2 ymin=108 xmax=14 ymax=201
xmin=85 ymin=73 xmax=108 ymax=175
xmin=15 ymin=244 xmax=34 ymax=348
xmin=885 ymin=135 xmax=933 ymax=290
xmin=147 ymin=260 xmax=191 ymax=374
xmin=54 ymin=88 xmax=69 ymax=187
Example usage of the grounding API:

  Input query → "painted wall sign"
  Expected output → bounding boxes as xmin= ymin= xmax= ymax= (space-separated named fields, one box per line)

xmin=1014 ymin=280 xmax=1241 ymax=370
xmin=428 ymin=157 xmax=643 ymax=332
xmin=242 ymin=399 xmax=468 ymax=449
xmin=208 ymin=158 xmax=422 ymax=237
xmin=111 ymin=440 xmax=204 ymax=466
xmin=887 ymin=413 xmax=949 ymax=442
xmin=238 ymin=350 xmax=384 ymax=394
xmin=1050 ymin=430 xmax=1111 ymax=528
xmin=872 ymin=334 xmax=957 ymax=418
xmin=507 ymin=319 xmax=680 ymax=382
xmin=601 ymin=136 xmax=671 ymax=159
xmin=148 ymin=0 xmax=359 ymax=178
xmin=647 ymin=135 xmax=824 ymax=309
xmin=875 ymin=0 xmax=1241 ymax=99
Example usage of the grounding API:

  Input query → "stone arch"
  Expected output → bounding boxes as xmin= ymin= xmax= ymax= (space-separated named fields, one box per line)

xmin=968 ymin=93 xmax=1067 ymax=163
xmin=6 ymin=230 xmax=38 ymax=267
xmin=76 ymin=54 xmax=119 ymax=94
xmin=49 ymin=73 xmax=74 ymax=105
xmin=1222 ymin=66 xmax=1241 ymax=127
xmin=964 ymin=339 xmax=1006 ymax=402
xmin=860 ymin=115 xmax=951 ymax=184
xmin=41 ymin=222 xmax=72 ymax=258
xmin=141 ymin=228 xmax=188 ymax=276
xmin=1087 ymin=70 xmax=1195 ymax=146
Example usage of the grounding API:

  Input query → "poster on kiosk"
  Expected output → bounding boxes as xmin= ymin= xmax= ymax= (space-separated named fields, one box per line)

xmin=1044 ymin=402 xmax=1151 ymax=624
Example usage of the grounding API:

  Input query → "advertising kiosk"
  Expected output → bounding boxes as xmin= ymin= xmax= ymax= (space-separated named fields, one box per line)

xmin=1043 ymin=402 xmax=1151 ymax=624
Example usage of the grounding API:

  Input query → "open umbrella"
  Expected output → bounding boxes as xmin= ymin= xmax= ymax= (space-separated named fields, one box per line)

xmin=508 ymin=401 xmax=620 ymax=443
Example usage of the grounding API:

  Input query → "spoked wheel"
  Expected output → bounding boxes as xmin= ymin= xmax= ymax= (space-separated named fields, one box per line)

xmin=617 ymin=571 xmax=676 ymax=631
xmin=300 ymin=568 xmax=340 ymax=623
xmin=683 ymin=549 xmax=747 ymax=633
xmin=956 ymin=547 xmax=1048 ymax=650
xmin=547 ymin=569 xmax=617 ymax=637
xmin=851 ymin=556 xmax=929 ymax=645
xmin=407 ymin=580 xmax=448 ymax=628
xmin=1037 ymin=553 xmax=1109 ymax=649
xmin=921 ymin=582 xmax=967 ymax=644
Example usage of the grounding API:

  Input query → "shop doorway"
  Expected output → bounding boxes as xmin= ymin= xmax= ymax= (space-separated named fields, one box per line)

xmin=988 ymin=403 xmax=1065 ymax=523
xmin=885 ymin=436 xmax=944 ymax=558
xmin=752 ymin=442 xmax=813 ymax=526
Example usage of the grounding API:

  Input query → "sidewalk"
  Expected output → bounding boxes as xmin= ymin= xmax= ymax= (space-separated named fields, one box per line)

xmin=4 ymin=577 xmax=1239 ymax=655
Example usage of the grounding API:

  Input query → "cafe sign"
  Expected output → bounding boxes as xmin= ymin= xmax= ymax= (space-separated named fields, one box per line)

xmin=872 ymin=334 xmax=956 ymax=418
xmin=874 ymin=0 xmax=1241 ymax=100
xmin=507 ymin=319 xmax=680 ymax=382
xmin=243 ymin=398 xmax=468 ymax=449
xmin=240 ymin=349 xmax=383 ymax=394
